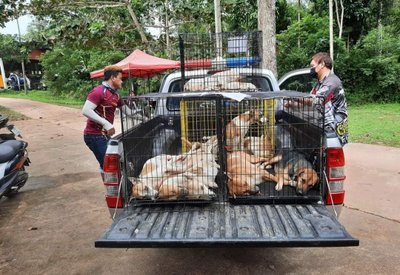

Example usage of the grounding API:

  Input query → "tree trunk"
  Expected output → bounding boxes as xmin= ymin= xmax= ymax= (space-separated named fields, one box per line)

xmin=329 ymin=0 xmax=334 ymax=65
xmin=258 ymin=0 xmax=277 ymax=76
xmin=298 ymin=0 xmax=301 ymax=48
xmin=165 ymin=0 xmax=170 ymax=58
xmin=334 ymin=0 xmax=344 ymax=39
xmin=378 ymin=0 xmax=383 ymax=56
xmin=214 ymin=0 xmax=223 ymax=57
xmin=125 ymin=1 xmax=149 ymax=45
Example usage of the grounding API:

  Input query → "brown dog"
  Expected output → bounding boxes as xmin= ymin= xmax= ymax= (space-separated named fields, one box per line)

xmin=225 ymin=110 xmax=262 ymax=151
xmin=243 ymin=134 xmax=274 ymax=159
xmin=271 ymin=151 xmax=319 ymax=194
xmin=158 ymin=173 xmax=216 ymax=200
xmin=130 ymin=178 xmax=158 ymax=199
xmin=226 ymin=151 xmax=278 ymax=196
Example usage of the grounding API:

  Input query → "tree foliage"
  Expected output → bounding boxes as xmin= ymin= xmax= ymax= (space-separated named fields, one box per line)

xmin=0 ymin=0 xmax=27 ymax=27
xmin=0 ymin=0 xmax=398 ymax=103
xmin=277 ymin=14 xmax=346 ymax=75
xmin=0 ymin=34 xmax=22 ymax=63
xmin=337 ymin=25 xmax=400 ymax=104
xmin=40 ymin=46 xmax=125 ymax=99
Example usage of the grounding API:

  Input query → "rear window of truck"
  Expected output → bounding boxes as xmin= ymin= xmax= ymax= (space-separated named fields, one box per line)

xmin=166 ymin=76 xmax=273 ymax=111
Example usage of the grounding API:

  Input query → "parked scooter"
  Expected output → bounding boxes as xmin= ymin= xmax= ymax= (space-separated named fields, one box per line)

xmin=0 ymin=115 xmax=30 ymax=199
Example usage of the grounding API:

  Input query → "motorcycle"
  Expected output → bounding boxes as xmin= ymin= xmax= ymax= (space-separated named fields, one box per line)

xmin=6 ymin=73 xmax=31 ymax=91
xmin=0 ymin=115 xmax=30 ymax=199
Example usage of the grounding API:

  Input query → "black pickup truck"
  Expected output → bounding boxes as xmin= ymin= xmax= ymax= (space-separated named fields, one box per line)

xmin=95 ymin=68 xmax=358 ymax=248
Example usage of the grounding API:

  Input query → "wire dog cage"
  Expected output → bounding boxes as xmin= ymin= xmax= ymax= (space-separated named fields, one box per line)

xmin=178 ymin=32 xmax=263 ymax=93
xmin=120 ymin=92 xmax=325 ymax=206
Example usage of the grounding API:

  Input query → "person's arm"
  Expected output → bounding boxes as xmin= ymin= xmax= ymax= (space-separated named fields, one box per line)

xmin=82 ymin=100 xmax=114 ymax=133
xmin=284 ymin=97 xmax=313 ymax=108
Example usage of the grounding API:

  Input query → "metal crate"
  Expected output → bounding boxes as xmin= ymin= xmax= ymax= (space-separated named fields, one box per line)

xmin=178 ymin=32 xmax=263 ymax=92
xmin=120 ymin=92 xmax=325 ymax=205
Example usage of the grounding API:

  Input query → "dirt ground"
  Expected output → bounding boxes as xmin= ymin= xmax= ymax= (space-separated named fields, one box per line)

xmin=1 ymin=98 xmax=400 ymax=275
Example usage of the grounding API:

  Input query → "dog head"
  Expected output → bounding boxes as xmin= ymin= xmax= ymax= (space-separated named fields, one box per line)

xmin=158 ymin=181 xmax=188 ymax=199
xmin=131 ymin=179 xmax=158 ymax=199
xmin=295 ymin=168 xmax=319 ymax=195
xmin=227 ymin=173 xmax=259 ymax=196
xmin=241 ymin=110 xmax=262 ymax=124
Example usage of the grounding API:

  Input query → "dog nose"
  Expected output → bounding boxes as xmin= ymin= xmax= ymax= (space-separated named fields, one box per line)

xmin=296 ymin=188 xmax=305 ymax=195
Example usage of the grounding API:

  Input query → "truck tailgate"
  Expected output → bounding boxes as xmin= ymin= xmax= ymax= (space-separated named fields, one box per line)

xmin=96 ymin=204 xmax=358 ymax=248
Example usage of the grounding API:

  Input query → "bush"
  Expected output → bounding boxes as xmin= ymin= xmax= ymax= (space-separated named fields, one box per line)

xmin=277 ymin=15 xmax=346 ymax=77
xmin=40 ymin=46 xmax=125 ymax=100
xmin=337 ymin=26 xmax=400 ymax=104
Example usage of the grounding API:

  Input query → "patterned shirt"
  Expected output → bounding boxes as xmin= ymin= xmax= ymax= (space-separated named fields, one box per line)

xmin=84 ymin=84 xmax=123 ymax=135
xmin=311 ymin=72 xmax=348 ymax=145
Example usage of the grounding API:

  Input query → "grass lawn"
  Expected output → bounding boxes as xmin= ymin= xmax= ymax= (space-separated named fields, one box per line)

xmin=0 ymin=105 xmax=29 ymax=121
xmin=0 ymin=90 xmax=84 ymax=108
xmin=1 ymin=90 xmax=399 ymax=147
xmin=348 ymin=103 xmax=400 ymax=147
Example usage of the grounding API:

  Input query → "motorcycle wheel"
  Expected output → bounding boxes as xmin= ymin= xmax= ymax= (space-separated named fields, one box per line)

xmin=4 ymin=168 xmax=28 ymax=198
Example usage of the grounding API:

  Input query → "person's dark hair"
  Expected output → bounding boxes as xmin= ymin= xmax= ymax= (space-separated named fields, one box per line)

xmin=104 ymin=65 xmax=123 ymax=81
xmin=312 ymin=52 xmax=333 ymax=69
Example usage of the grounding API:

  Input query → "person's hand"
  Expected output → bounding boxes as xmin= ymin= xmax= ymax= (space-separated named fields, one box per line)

xmin=284 ymin=100 xmax=292 ymax=108
xmin=106 ymin=128 xmax=115 ymax=136
xmin=284 ymin=99 xmax=297 ymax=108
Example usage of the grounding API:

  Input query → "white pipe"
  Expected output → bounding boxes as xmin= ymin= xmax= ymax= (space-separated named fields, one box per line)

xmin=0 ymin=58 xmax=7 ymax=89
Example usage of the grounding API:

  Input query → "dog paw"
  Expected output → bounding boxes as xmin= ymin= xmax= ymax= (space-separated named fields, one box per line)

xmin=275 ymin=184 xmax=282 ymax=191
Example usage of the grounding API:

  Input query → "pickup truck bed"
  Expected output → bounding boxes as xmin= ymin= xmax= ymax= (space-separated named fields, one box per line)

xmin=97 ymin=91 xmax=358 ymax=248
xmin=96 ymin=204 xmax=358 ymax=248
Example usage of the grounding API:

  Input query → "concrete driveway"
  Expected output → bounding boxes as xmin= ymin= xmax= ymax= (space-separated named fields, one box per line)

xmin=0 ymin=98 xmax=399 ymax=274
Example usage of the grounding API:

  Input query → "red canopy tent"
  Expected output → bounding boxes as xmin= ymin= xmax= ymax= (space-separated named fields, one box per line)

xmin=90 ymin=49 xmax=180 ymax=79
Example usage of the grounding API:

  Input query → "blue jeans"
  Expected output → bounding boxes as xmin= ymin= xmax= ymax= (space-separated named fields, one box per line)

xmin=84 ymin=134 xmax=110 ymax=170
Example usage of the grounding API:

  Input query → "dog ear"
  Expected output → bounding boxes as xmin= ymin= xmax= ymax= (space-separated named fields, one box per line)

xmin=298 ymin=168 xmax=318 ymax=186
xmin=130 ymin=177 xmax=141 ymax=186
xmin=297 ymin=168 xmax=307 ymax=180
xmin=243 ymin=137 xmax=251 ymax=150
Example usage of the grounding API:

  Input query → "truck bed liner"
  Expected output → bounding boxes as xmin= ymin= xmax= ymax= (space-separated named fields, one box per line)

xmin=96 ymin=204 xmax=358 ymax=248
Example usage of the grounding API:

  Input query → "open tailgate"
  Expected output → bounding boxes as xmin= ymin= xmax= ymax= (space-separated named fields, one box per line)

xmin=96 ymin=204 xmax=359 ymax=248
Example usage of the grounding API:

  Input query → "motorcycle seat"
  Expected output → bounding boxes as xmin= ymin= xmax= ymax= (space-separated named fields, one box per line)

xmin=0 ymin=140 xmax=26 ymax=163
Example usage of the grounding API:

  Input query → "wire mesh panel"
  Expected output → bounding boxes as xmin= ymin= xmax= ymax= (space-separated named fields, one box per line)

xmin=222 ymin=95 xmax=325 ymax=203
xmin=179 ymin=32 xmax=263 ymax=92
xmin=122 ymin=95 xmax=223 ymax=204
xmin=120 ymin=93 xmax=325 ymax=205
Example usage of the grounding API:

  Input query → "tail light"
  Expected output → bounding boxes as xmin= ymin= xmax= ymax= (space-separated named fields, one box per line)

xmin=103 ymin=154 xmax=123 ymax=208
xmin=13 ymin=150 xmax=28 ymax=170
xmin=326 ymin=148 xmax=346 ymax=205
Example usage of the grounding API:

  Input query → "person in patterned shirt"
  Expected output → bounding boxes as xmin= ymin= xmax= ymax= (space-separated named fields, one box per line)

xmin=286 ymin=52 xmax=348 ymax=145
xmin=82 ymin=65 xmax=124 ymax=172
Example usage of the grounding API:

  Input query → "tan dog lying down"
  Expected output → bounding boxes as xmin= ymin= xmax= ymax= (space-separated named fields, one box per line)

xmin=131 ymin=137 xmax=220 ymax=200
xmin=184 ymin=70 xmax=243 ymax=91
xmin=220 ymin=82 xmax=257 ymax=90
xmin=158 ymin=173 xmax=216 ymax=200
xmin=270 ymin=151 xmax=319 ymax=194
xmin=226 ymin=151 xmax=278 ymax=197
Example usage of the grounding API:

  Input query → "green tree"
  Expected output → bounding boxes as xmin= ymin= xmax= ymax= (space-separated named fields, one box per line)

xmin=277 ymin=14 xmax=346 ymax=76
xmin=0 ymin=34 xmax=22 ymax=63
xmin=28 ymin=0 xmax=150 ymax=51
xmin=40 ymin=46 xmax=125 ymax=99
xmin=0 ymin=0 xmax=27 ymax=27
xmin=337 ymin=25 xmax=400 ymax=103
